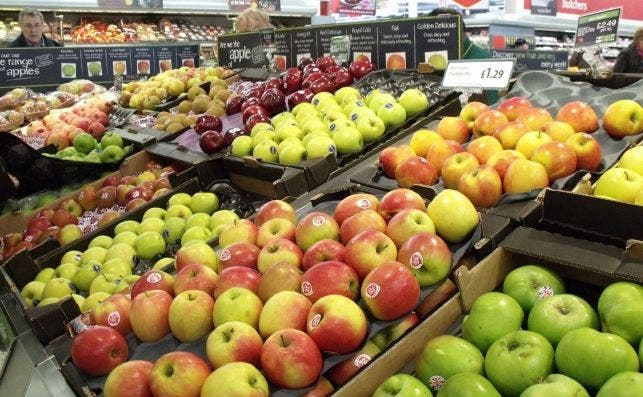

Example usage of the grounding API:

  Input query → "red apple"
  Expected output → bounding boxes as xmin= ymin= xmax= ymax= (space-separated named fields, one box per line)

xmin=459 ymin=101 xmax=489 ymax=131
xmin=70 ymin=325 xmax=128 ymax=376
xmin=540 ymin=120 xmax=576 ymax=142
xmin=257 ymin=262 xmax=304 ymax=302
xmin=344 ymin=229 xmax=398 ymax=280
xmin=333 ymin=193 xmax=379 ymax=226
xmin=516 ymin=107 xmax=554 ymax=131
xmin=602 ymin=99 xmax=643 ymax=138
xmin=377 ymin=188 xmax=426 ymax=222
xmin=173 ymin=264 xmax=219 ymax=296
xmin=379 ymin=145 xmax=416 ymax=178
xmin=93 ymin=293 xmax=132 ymax=336
xmin=530 ymin=141 xmax=578 ymax=181
xmin=294 ymin=211 xmax=340 ymax=252
xmin=473 ymin=110 xmax=509 ymax=137
xmin=395 ymin=156 xmax=439 ymax=188
xmin=497 ymin=96 xmax=532 ymax=121
xmin=385 ymin=208 xmax=436 ymax=248
xmin=149 ymin=351 xmax=211 ymax=397
xmin=129 ymin=290 xmax=173 ymax=343
xmin=213 ymin=266 xmax=262 ymax=299
xmin=426 ymin=139 xmax=464 ymax=176
xmin=493 ymin=120 xmax=530 ymax=150
xmin=256 ymin=218 xmax=296 ymax=248
xmin=253 ymin=199 xmax=297 ymax=226
xmin=59 ymin=198 xmax=83 ymax=217
xmin=261 ymin=329 xmax=323 ymax=389
xmin=503 ymin=159 xmax=550 ymax=194
xmin=97 ymin=186 xmax=117 ymax=209
xmin=457 ymin=165 xmax=503 ymax=208
xmin=556 ymin=101 xmax=599 ymax=133
xmin=218 ymin=219 xmax=259 ymax=247
xmin=565 ymin=132 xmax=602 ymax=171
xmin=486 ymin=149 xmax=526 ymax=179
xmin=436 ymin=116 xmax=471 ymax=144
xmin=361 ymin=261 xmax=420 ymax=321
xmin=218 ymin=242 xmax=260 ymax=271
xmin=103 ymin=360 xmax=154 ymax=397
xmin=467 ymin=136 xmax=503 ymax=165
xmin=301 ymin=260 xmax=360 ymax=303
xmin=340 ymin=209 xmax=387 ymax=245
xmin=306 ymin=294 xmax=368 ymax=354
xmin=397 ymin=232 xmax=452 ymax=287
xmin=257 ymin=238 xmax=303 ymax=274
xmin=441 ymin=152 xmax=480 ymax=190
xmin=130 ymin=270 xmax=175 ymax=299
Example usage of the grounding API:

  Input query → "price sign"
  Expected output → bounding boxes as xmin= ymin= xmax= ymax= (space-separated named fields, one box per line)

xmin=114 ymin=74 xmax=123 ymax=94
xmin=575 ymin=8 xmax=621 ymax=47
xmin=442 ymin=59 xmax=515 ymax=91
xmin=330 ymin=35 xmax=351 ymax=64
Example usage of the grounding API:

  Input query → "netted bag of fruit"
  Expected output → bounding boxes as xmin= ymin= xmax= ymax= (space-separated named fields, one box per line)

xmin=0 ymin=110 xmax=25 ymax=132
xmin=45 ymin=91 xmax=78 ymax=109
xmin=0 ymin=88 xmax=32 ymax=111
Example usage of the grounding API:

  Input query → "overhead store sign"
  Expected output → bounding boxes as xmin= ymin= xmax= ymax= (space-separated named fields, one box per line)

xmin=218 ymin=15 xmax=462 ymax=69
xmin=530 ymin=0 xmax=557 ymax=16
xmin=0 ymin=44 xmax=199 ymax=94
xmin=574 ymin=8 xmax=621 ymax=47
xmin=523 ymin=0 xmax=641 ymax=21
xmin=227 ymin=0 xmax=281 ymax=12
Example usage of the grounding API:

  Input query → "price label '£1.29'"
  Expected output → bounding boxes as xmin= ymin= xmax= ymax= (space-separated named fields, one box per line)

xmin=441 ymin=59 xmax=515 ymax=91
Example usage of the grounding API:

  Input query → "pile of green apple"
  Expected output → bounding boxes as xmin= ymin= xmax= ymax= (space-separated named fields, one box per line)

xmin=229 ymin=86 xmax=429 ymax=165
xmin=19 ymin=190 xmax=221 ymax=310
xmin=372 ymin=264 xmax=643 ymax=396
xmin=593 ymin=145 xmax=643 ymax=205
xmin=61 ymin=187 xmax=479 ymax=396
xmin=44 ymin=130 xmax=130 ymax=163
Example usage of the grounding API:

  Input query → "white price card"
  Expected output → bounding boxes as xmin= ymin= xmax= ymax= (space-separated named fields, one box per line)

xmin=441 ymin=59 xmax=516 ymax=90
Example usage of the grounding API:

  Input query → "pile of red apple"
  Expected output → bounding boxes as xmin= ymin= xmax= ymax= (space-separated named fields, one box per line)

xmin=380 ymin=97 xmax=643 ymax=208
xmin=23 ymin=99 xmax=114 ymax=150
xmin=0 ymin=162 xmax=173 ymax=261
xmin=65 ymin=187 xmax=480 ymax=395
xmin=192 ymin=114 xmax=247 ymax=155
xmin=371 ymin=264 xmax=643 ymax=396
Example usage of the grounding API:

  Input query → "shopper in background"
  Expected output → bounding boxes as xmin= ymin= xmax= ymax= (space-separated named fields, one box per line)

xmin=7 ymin=8 xmax=62 ymax=47
xmin=612 ymin=27 xmax=643 ymax=73
xmin=427 ymin=7 xmax=499 ymax=104
xmin=514 ymin=38 xmax=529 ymax=50
xmin=234 ymin=7 xmax=274 ymax=33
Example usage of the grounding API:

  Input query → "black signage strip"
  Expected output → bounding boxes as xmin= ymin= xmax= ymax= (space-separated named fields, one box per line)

xmin=0 ymin=44 xmax=200 ymax=94
xmin=217 ymin=15 xmax=462 ymax=70
xmin=491 ymin=49 xmax=569 ymax=72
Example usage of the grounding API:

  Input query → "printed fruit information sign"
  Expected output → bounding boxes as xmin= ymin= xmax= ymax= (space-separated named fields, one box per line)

xmin=218 ymin=15 xmax=462 ymax=69
xmin=0 ymin=44 xmax=199 ymax=94
xmin=575 ymin=8 xmax=621 ymax=47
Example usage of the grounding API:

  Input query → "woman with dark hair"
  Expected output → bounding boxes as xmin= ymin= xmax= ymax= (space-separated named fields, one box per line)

xmin=612 ymin=27 xmax=643 ymax=73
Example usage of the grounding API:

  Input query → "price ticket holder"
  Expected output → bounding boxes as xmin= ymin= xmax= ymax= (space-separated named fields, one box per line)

xmin=441 ymin=59 xmax=516 ymax=105
xmin=330 ymin=35 xmax=351 ymax=64
xmin=259 ymin=28 xmax=277 ymax=72
xmin=574 ymin=8 xmax=622 ymax=79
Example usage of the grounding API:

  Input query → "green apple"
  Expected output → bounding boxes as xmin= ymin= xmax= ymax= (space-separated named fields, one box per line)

xmin=355 ymin=112 xmax=386 ymax=143
xmin=111 ymin=231 xmax=138 ymax=247
xmin=485 ymin=330 xmax=554 ymax=396
xmin=231 ymin=136 xmax=253 ymax=156
xmin=277 ymin=136 xmax=303 ymax=153
xmin=252 ymin=130 xmax=277 ymax=147
xmin=639 ymin=337 xmax=643 ymax=367
xmin=186 ymin=213 xmax=213 ymax=230
xmin=38 ymin=297 xmax=60 ymax=307
xmin=166 ymin=204 xmax=193 ymax=220
xmin=415 ymin=335 xmax=484 ymax=393
xmin=327 ymin=119 xmax=355 ymax=137
xmin=104 ymin=243 xmax=137 ymax=268
xmin=138 ymin=217 xmax=166 ymax=235
xmin=332 ymin=126 xmax=363 ymax=155
xmin=593 ymin=167 xmax=643 ymax=204
xmin=334 ymin=86 xmax=361 ymax=104
xmin=114 ymin=220 xmax=140 ymax=235
xmin=436 ymin=372 xmax=500 ymax=397
xmin=152 ymin=257 xmax=175 ymax=271
xmin=41 ymin=277 xmax=75 ymax=300
xmin=292 ymin=102 xmax=317 ymax=116
xmin=597 ymin=371 xmax=643 ymax=397
xmin=73 ymin=132 xmax=97 ymax=154
xmin=72 ymin=261 xmax=103 ymax=292
xmin=81 ymin=291 xmax=111 ymax=313
xmin=502 ymin=264 xmax=566 ymax=313
xmin=373 ymin=374 xmax=433 ymax=397
xmin=181 ymin=226 xmax=211 ymax=245
xmin=426 ymin=189 xmax=479 ymax=244
xmin=520 ymin=374 xmax=589 ymax=397
xmin=300 ymin=118 xmax=328 ymax=136
xmin=190 ymin=192 xmax=219 ymax=214
xmin=312 ymin=91 xmax=336 ymax=107
xmin=80 ymin=246 xmax=107 ymax=265
xmin=306 ymin=136 xmax=336 ymax=160
xmin=35 ymin=268 xmax=55 ymax=283
xmin=101 ymin=131 xmax=124 ymax=149
xmin=101 ymin=258 xmax=132 ymax=277
xmin=57 ymin=147 xmax=79 ymax=158
xmin=134 ymin=231 xmax=166 ymax=260
xmin=89 ymin=274 xmax=125 ymax=295
xmin=555 ymin=327 xmax=639 ymax=390
xmin=250 ymin=122 xmax=274 ymax=137
xmin=278 ymin=143 xmax=307 ymax=165
xmin=99 ymin=145 xmax=125 ymax=163
xmin=57 ymin=224 xmax=83 ymax=245
xmin=89 ymin=235 xmax=113 ymax=249
xmin=617 ymin=146 xmax=643 ymax=175
xmin=60 ymin=250 xmax=83 ymax=266
xmin=275 ymin=124 xmax=304 ymax=142
xmin=462 ymin=292 xmax=524 ymax=353
xmin=377 ymin=102 xmax=407 ymax=130
xmin=163 ymin=216 xmax=186 ymax=244
xmin=367 ymin=92 xmax=396 ymax=112
xmin=213 ymin=287 xmax=263 ymax=329
xmin=253 ymin=139 xmax=279 ymax=163
xmin=398 ymin=88 xmax=429 ymax=118
xmin=55 ymin=262 xmax=78 ymax=280
xmin=168 ymin=192 xmax=192 ymax=208
xmin=143 ymin=207 xmax=167 ymax=221
xmin=209 ymin=210 xmax=239 ymax=231
xmin=597 ymin=281 xmax=643 ymax=344
xmin=21 ymin=281 xmax=45 ymax=307
xmin=71 ymin=294 xmax=85 ymax=310
xmin=302 ymin=130 xmax=330 ymax=147
xmin=528 ymin=294 xmax=599 ymax=346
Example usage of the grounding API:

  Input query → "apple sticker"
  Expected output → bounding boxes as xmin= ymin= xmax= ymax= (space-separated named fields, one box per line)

xmin=429 ymin=375 xmax=445 ymax=390
xmin=537 ymin=285 xmax=554 ymax=299
xmin=365 ymin=282 xmax=381 ymax=298
xmin=410 ymin=252 xmax=423 ymax=269
xmin=219 ymin=249 xmax=231 ymax=261
xmin=312 ymin=216 xmax=325 ymax=227
xmin=146 ymin=272 xmax=162 ymax=284
xmin=107 ymin=311 xmax=121 ymax=327
xmin=356 ymin=199 xmax=371 ymax=209
xmin=309 ymin=313 xmax=321 ymax=329
xmin=353 ymin=353 xmax=371 ymax=368
xmin=301 ymin=281 xmax=313 ymax=296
